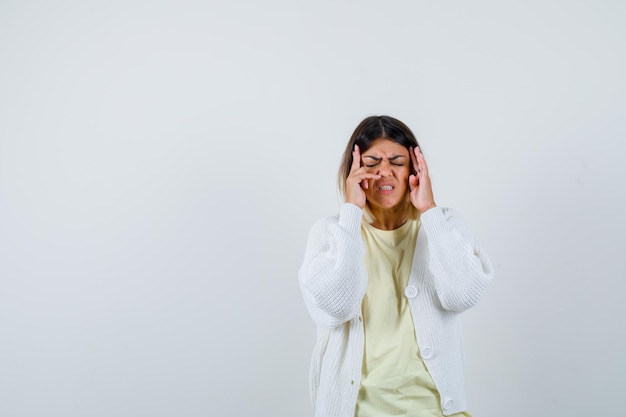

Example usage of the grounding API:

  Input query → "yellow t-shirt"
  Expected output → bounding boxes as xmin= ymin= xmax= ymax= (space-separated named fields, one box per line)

xmin=357 ymin=219 xmax=471 ymax=417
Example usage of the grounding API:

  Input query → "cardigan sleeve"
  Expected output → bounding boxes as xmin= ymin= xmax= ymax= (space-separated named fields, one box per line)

xmin=298 ymin=203 xmax=367 ymax=328
xmin=420 ymin=207 xmax=494 ymax=312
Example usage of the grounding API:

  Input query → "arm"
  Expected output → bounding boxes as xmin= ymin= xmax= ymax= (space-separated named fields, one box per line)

xmin=298 ymin=203 xmax=367 ymax=328
xmin=421 ymin=207 xmax=494 ymax=312
xmin=409 ymin=146 xmax=493 ymax=311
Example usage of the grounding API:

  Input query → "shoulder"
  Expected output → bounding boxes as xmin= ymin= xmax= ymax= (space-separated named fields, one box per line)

xmin=419 ymin=206 xmax=475 ymax=239
xmin=309 ymin=213 xmax=339 ymax=235
xmin=420 ymin=206 xmax=465 ymax=224
xmin=309 ymin=203 xmax=363 ymax=235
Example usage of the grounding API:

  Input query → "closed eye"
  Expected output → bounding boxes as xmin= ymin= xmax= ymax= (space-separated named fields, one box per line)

xmin=363 ymin=155 xmax=406 ymax=168
xmin=364 ymin=162 xmax=405 ymax=168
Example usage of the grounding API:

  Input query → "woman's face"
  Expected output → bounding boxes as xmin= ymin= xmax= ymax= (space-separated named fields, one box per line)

xmin=361 ymin=138 xmax=411 ymax=211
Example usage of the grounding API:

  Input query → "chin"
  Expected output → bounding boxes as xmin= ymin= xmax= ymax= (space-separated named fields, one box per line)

xmin=370 ymin=199 xmax=406 ymax=210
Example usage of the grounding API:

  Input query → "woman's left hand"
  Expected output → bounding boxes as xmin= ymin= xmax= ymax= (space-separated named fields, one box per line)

xmin=409 ymin=147 xmax=437 ymax=213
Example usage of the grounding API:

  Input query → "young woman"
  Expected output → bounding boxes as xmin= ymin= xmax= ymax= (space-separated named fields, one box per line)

xmin=299 ymin=116 xmax=494 ymax=417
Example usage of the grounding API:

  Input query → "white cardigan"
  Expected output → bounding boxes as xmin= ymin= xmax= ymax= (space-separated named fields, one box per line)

xmin=299 ymin=203 xmax=494 ymax=417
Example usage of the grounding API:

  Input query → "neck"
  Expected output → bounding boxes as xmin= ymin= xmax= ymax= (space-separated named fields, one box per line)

xmin=368 ymin=203 xmax=410 ymax=230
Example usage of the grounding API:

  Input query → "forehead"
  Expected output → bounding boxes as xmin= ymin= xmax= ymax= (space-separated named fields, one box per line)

xmin=362 ymin=138 xmax=409 ymax=157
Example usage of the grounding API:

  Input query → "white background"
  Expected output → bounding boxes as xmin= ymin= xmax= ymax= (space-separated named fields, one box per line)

xmin=1 ymin=1 xmax=625 ymax=416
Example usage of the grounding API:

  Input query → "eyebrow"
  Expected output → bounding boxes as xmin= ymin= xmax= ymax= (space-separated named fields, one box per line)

xmin=363 ymin=155 xmax=406 ymax=161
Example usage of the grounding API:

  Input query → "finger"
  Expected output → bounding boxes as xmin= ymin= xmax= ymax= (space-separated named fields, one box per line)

xmin=416 ymin=146 xmax=428 ymax=176
xmin=350 ymin=144 xmax=361 ymax=172
xmin=348 ymin=167 xmax=380 ymax=178
xmin=409 ymin=174 xmax=418 ymax=190
xmin=348 ymin=172 xmax=382 ymax=183
xmin=410 ymin=146 xmax=419 ymax=175
xmin=349 ymin=173 xmax=380 ymax=193
xmin=412 ymin=146 xmax=423 ymax=176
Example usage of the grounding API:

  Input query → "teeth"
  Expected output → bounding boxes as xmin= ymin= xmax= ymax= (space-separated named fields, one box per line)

xmin=379 ymin=185 xmax=393 ymax=191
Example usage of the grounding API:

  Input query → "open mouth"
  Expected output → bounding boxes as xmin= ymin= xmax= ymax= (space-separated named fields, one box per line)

xmin=379 ymin=185 xmax=394 ymax=191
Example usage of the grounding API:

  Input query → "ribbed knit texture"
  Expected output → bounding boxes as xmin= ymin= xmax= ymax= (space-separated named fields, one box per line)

xmin=299 ymin=204 xmax=494 ymax=417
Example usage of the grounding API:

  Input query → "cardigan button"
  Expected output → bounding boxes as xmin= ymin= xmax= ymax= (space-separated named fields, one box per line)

xmin=421 ymin=347 xmax=434 ymax=359
xmin=404 ymin=285 xmax=418 ymax=298
xmin=442 ymin=399 xmax=454 ymax=411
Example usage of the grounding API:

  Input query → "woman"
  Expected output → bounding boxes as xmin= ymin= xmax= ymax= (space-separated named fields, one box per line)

xmin=298 ymin=116 xmax=494 ymax=417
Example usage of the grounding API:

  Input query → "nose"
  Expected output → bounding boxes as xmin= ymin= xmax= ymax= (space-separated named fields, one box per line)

xmin=377 ymin=161 xmax=392 ymax=176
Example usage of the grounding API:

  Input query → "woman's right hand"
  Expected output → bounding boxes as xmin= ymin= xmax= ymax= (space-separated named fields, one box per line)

xmin=345 ymin=145 xmax=381 ymax=209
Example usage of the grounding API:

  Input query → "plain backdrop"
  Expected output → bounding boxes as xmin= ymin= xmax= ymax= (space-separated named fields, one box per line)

xmin=1 ymin=1 xmax=625 ymax=416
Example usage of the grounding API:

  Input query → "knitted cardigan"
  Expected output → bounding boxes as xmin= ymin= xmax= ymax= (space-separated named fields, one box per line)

xmin=298 ymin=203 xmax=494 ymax=417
